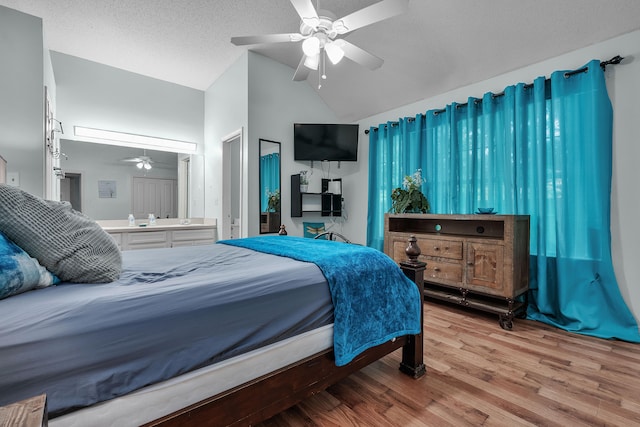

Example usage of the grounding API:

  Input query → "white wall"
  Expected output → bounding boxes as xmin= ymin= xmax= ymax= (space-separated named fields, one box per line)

xmin=247 ymin=52 xmax=341 ymax=237
xmin=50 ymin=51 xmax=206 ymax=216
xmin=51 ymin=52 xmax=204 ymax=147
xmin=0 ymin=6 xmax=44 ymax=196
xmin=205 ymin=52 xmax=343 ymax=237
xmin=351 ymin=29 xmax=640 ymax=321
xmin=204 ymin=52 xmax=249 ymax=229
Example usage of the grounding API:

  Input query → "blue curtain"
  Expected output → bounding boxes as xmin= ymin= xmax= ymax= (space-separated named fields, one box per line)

xmin=367 ymin=116 xmax=425 ymax=249
xmin=367 ymin=60 xmax=639 ymax=341
xmin=260 ymin=153 xmax=280 ymax=211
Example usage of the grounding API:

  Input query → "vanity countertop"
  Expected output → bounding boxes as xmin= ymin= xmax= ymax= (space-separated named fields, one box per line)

xmin=97 ymin=218 xmax=217 ymax=233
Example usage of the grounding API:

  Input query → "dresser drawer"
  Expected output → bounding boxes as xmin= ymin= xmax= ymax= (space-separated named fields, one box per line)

xmin=417 ymin=238 xmax=463 ymax=260
xmin=171 ymin=240 xmax=214 ymax=247
xmin=126 ymin=231 xmax=168 ymax=245
xmin=423 ymin=258 xmax=463 ymax=284
xmin=172 ymin=228 xmax=216 ymax=242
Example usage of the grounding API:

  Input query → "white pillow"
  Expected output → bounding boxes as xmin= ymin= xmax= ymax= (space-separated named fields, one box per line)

xmin=0 ymin=184 xmax=121 ymax=283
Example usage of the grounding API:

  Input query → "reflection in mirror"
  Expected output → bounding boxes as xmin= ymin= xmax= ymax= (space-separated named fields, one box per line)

xmin=259 ymin=139 xmax=281 ymax=234
xmin=59 ymin=139 xmax=197 ymax=221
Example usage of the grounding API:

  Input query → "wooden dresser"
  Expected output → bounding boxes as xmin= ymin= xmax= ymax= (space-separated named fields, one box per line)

xmin=384 ymin=213 xmax=530 ymax=329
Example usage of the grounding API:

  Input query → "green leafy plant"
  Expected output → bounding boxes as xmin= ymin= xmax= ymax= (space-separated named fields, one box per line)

xmin=299 ymin=170 xmax=309 ymax=186
xmin=267 ymin=189 xmax=280 ymax=212
xmin=390 ymin=169 xmax=430 ymax=214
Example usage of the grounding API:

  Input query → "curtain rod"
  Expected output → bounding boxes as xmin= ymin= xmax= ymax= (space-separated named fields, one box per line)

xmin=365 ymin=55 xmax=623 ymax=134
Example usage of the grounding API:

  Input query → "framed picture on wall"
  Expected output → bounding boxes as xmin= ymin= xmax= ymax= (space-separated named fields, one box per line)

xmin=98 ymin=180 xmax=117 ymax=198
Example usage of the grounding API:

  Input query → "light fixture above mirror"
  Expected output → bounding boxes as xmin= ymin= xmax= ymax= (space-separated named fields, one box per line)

xmin=74 ymin=126 xmax=198 ymax=154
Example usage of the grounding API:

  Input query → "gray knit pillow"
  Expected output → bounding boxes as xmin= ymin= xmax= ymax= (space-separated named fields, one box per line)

xmin=0 ymin=184 xmax=121 ymax=283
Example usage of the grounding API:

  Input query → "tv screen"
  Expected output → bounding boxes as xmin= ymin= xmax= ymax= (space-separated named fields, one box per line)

xmin=294 ymin=123 xmax=359 ymax=161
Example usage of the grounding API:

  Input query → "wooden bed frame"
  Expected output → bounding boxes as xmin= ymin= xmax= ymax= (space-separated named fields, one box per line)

xmin=145 ymin=237 xmax=427 ymax=427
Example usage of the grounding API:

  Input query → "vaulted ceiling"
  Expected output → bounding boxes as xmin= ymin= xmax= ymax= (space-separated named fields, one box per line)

xmin=2 ymin=0 xmax=640 ymax=122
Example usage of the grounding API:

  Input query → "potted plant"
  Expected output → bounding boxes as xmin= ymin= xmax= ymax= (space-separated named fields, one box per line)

xmin=390 ymin=168 xmax=430 ymax=214
xmin=266 ymin=189 xmax=280 ymax=212
xmin=299 ymin=171 xmax=309 ymax=193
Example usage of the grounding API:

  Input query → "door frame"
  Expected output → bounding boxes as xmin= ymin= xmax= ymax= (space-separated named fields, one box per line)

xmin=221 ymin=128 xmax=244 ymax=239
xmin=177 ymin=155 xmax=190 ymax=218
xmin=59 ymin=171 xmax=83 ymax=212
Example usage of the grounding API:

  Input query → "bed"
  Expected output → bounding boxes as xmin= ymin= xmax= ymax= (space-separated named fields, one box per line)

xmin=0 ymin=194 xmax=426 ymax=427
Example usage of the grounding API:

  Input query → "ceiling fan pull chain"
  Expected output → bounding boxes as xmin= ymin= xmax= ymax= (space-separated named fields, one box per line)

xmin=321 ymin=51 xmax=327 ymax=80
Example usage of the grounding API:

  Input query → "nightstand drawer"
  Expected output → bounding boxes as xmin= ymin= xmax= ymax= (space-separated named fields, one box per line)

xmin=0 ymin=394 xmax=47 ymax=427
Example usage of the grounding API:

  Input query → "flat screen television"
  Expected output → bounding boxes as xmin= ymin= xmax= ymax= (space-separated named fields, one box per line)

xmin=294 ymin=123 xmax=359 ymax=162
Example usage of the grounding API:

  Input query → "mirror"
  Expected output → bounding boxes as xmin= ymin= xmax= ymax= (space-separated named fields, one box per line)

xmin=59 ymin=139 xmax=198 ymax=221
xmin=259 ymin=139 xmax=281 ymax=234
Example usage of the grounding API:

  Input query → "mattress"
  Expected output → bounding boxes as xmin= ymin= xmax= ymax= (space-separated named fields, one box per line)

xmin=0 ymin=244 xmax=333 ymax=416
xmin=50 ymin=324 xmax=334 ymax=427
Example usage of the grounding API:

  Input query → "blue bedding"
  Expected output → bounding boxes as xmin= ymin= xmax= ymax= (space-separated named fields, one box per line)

xmin=0 ymin=244 xmax=332 ymax=416
xmin=219 ymin=236 xmax=422 ymax=366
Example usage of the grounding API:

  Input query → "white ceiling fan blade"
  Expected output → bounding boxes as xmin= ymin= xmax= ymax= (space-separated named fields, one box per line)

xmin=293 ymin=55 xmax=312 ymax=81
xmin=290 ymin=0 xmax=319 ymax=24
xmin=340 ymin=40 xmax=384 ymax=70
xmin=122 ymin=157 xmax=143 ymax=162
xmin=231 ymin=33 xmax=303 ymax=45
xmin=333 ymin=0 xmax=409 ymax=34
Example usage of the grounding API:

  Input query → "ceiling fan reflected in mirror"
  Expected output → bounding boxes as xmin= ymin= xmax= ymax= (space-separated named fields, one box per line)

xmin=122 ymin=151 xmax=154 ymax=170
xmin=231 ymin=0 xmax=409 ymax=87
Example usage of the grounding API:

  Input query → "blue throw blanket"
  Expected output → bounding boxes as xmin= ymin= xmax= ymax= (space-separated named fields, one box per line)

xmin=218 ymin=236 xmax=421 ymax=366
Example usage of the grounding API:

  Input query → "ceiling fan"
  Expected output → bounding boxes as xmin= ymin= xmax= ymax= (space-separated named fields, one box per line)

xmin=122 ymin=150 xmax=154 ymax=170
xmin=231 ymin=0 xmax=409 ymax=84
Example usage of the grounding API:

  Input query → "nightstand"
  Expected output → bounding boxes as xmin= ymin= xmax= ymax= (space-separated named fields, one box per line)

xmin=0 ymin=394 xmax=47 ymax=427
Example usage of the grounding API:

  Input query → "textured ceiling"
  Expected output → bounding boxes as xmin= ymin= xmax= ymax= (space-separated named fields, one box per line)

xmin=2 ymin=0 xmax=640 ymax=122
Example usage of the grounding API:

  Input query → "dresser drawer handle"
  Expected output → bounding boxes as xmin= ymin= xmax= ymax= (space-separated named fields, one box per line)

xmin=433 ymin=267 xmax=441 ymax=272
xmin=433 ymin=246 xmax=440 ymax=251
xmin=467 ymin=262 xmax=474 ymax=266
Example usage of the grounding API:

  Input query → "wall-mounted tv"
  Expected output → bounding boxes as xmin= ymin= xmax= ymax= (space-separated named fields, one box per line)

xmin=294 ymin=123 xmax=359 ymax=162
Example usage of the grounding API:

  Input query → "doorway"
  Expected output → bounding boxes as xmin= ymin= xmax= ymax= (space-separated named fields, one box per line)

xmin=221 ymin=129 xmax=243 ymax=239
xmin=60 ymin=172 xmax=82 ymax=212
xmin=178 ymin=156 xmax=190 ymax=218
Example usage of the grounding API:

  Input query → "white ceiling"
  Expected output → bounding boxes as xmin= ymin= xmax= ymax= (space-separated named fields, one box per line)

xmin=2 ymin=0 xmax=640 ymax=122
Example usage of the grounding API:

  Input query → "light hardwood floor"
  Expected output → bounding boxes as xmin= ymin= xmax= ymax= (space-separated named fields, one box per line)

xmin=259 ymin=301 xmax=640 ymax=427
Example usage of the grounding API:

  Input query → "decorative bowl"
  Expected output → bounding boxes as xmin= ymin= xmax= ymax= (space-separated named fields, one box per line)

xmin=477 ymin=207 xmax=494 ymax=214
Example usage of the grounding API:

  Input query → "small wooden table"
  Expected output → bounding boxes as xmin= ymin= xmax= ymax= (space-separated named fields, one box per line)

xmin=0 ymin=394 xmax=47 ymax=427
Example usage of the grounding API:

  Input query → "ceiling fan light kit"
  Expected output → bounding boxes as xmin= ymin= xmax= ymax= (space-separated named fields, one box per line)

xmin=231 ymin=0 xmax=409 ymax=86
xmin=122 ymin=148 xmax=155 ymax=171
xmin=136 ymin=161 xmax=152 ymax=170
xmin=302 ymin=35 xmax=321 ymax=57
xmin=325 ymin=40 xmax=345 ymax=65
xmin=304 ymin=53 xmax=320 ymax=70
